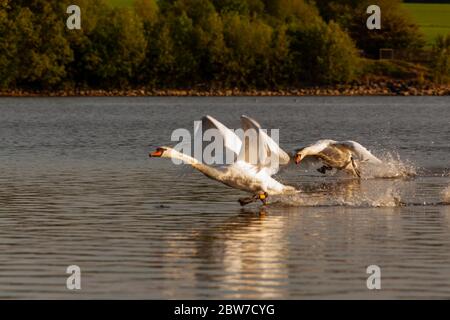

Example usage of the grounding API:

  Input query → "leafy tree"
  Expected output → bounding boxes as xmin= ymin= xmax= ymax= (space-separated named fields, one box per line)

xmin=263 ymin=0 xmax=320 ymax=25
xmin=212 ymin=0 xmax=264 ymax=16
xmin=133 ymin=0 xmax=159 ymax=25
xmin=266 ymin=24 xmax=292 ymax=88
xmin=1 ymin=0 xmax=430 ymax=91
xmin=0 ymin=0 xmax=15 ymax=88
xmin=315 ymin=0 xmax=424 ymax=58
xmin=147 ymin=0 xmax=226 ymax=86
xmin=431 ymin=35 xmax=450 ymax=84
xmin=220 ymin=13 xmax=273 ymax=87
xmin=65 ymin=0 xmax=146 ymax=88
xmin=2 ymin=0 xmax=72 ymax=89
xmin=288 ymin=20 xmax=359 ymax=84
xmin=145 ymin=21 xmax=176 ymax=86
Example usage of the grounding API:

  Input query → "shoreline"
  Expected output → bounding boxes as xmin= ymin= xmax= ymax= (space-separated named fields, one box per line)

xmin=1 ymin=82 xmax=449 ymax=97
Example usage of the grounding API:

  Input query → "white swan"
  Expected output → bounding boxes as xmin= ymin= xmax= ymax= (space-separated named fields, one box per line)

xmin=294 ymin=140 xmax=382 ymax=177
xmin=150 ymin=115 xmax=296 ymax=205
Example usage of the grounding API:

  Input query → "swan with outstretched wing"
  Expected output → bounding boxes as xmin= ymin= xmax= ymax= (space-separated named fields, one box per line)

xmin=150 ymin=115 xmax=296 ymax=206
xmin=294 ymin=140 xmax=382 ymax=177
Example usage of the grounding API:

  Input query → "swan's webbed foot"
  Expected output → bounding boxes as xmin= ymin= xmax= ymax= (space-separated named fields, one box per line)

xmin=351 ymin=157 xmax=361 ymax=178
xmin=317 ymin=165 xmax=332 ymax=174
xmin=238 ymin=196 xmax=257 ymax=206
xmin=238 ymin=191 xmax=268 ymax=206
xmin=258 ymin=192 xmax=268 ymax=205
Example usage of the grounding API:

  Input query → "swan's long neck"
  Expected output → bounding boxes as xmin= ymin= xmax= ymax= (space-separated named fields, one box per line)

xmin=301 ymin=146 xmax=319 ymax=159
xmin=165 ymin=149 xmax=223 ymax=180
xmin=302 ymin=147 xmax=314 ymax=157
xmin=165 ymin=149 xmax=199 ymax=165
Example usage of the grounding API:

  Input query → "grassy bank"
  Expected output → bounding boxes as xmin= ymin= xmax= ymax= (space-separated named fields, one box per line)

xmin=403 ymin=3 xmax=450 ymax=44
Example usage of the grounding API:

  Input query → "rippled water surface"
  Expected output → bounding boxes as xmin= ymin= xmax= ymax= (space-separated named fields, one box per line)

xmin=0 ymin=96 xmax=449 ymax=299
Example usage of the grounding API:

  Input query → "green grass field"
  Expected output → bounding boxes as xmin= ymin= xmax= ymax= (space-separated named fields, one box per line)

xmin=403 ymin=3 xmax=450 ymax=44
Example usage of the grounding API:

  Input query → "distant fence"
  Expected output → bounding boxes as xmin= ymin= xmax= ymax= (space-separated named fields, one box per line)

xmin=364 ymin=48 xmax=433 ymax=63
xmin=393 ymin=49 xmax=432 ymax=63
xmin=379 ymin=48 xmax=394 ymax=60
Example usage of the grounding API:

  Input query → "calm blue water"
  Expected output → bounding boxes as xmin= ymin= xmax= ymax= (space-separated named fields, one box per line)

xmin=0 ymin=96 xmax=449 ymax=299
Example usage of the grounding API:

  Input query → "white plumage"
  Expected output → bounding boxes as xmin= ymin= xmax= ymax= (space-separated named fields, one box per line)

xmin=295 ymin=140 xmax=382 ymax=177
xmin=150 ymin=115 xmax=296 ymax=205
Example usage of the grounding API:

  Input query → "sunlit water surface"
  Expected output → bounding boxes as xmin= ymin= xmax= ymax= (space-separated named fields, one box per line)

xmin=0 ymin=97 xmax=449 ymax=299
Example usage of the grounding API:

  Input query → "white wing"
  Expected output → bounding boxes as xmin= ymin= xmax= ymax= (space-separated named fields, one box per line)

xmin=296 ymin=139 xmax=336 ymax=155
xmin=237 ymin=115 xmax=290 ymax=175
xmin=337 ymin=141 xmax=382 ymax=164
xmin=194 ymin=115 xmax=242 ymax=161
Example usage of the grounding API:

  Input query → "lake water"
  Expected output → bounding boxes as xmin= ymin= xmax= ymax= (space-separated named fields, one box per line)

xmin=0 ymin=96 xmax=449 ymax=299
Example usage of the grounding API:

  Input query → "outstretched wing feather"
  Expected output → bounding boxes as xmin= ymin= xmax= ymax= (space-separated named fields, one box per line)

xmin=337 ymin=141 xmax=382 ymax=163
xmin=238 ymin=115 xmax=290 ymax=175
xmin=193 ymin=115 xmax=242 ymax=162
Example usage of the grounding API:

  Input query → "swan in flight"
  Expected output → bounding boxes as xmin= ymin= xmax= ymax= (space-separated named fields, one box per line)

xmin=150 ymin=115 xmax=296 ymax=205
xmin=294 ymin=140 xmax=382 ymax=177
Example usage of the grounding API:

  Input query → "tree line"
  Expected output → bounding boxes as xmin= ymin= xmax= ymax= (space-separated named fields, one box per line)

xmin=0 ymin=0 xmax=446 ymax=91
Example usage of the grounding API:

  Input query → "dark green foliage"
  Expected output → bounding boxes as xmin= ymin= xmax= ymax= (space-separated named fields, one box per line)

xmin=0 ymin=0 xmax=72 ymax=89
xmin=288 ymin=20 xmax=359 ymax=84
xmin=431 ymin=35 xmax=450 ymax=84
xmin=0 ymin=0 xmax=15 ymax=87
xmin=212 ymin=0 xmax=264 ymax=16
xmin=315 ymin=0 xmax=425 ymax=58
xmin=0 ymin=0 xmax=426 ymax=90
xmin=65 ymin=0 xmax=146 ymax=88
xmin=361 ymin=59 xmax=429 ymax=80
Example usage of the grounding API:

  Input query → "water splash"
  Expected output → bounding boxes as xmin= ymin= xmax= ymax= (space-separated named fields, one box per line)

xmin=361 ymin=151 xmax=416 ymax=179
xmin=271 ymin=183 xmax=402 ymax=208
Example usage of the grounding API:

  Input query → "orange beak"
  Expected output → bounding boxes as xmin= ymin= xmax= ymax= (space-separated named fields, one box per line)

xmin=294 ymin=154 xmax=302 ymax=164
xmin=149 ymin=149 xmax=163 ymax=157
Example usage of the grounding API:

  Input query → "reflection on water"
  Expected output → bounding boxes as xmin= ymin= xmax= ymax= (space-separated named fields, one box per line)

xmin=443 ymin=186 xmax=450 ymax=204
xmin=192 ymin=210 xmax=288 ymax=299
xmin=0 ymin=96 xmax=450 ymax=299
